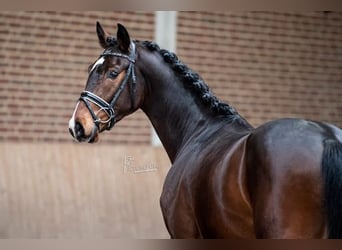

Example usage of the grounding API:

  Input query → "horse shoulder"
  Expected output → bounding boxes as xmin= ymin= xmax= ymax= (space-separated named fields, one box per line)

xmin=160 ymin=132 xmax=254 ymax=238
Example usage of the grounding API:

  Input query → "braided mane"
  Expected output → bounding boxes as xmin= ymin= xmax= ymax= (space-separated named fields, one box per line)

xmin=140 ymin=41 xmax=243 ymax=121
xmin=105 ymin=36 xmax=245 ymax=124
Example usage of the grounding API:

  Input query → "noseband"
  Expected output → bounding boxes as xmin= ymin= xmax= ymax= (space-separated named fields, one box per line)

xmin=79 ymin=42 xmax=136 ymax=130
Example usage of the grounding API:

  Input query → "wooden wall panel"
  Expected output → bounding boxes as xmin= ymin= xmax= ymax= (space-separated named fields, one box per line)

xmin=0 ymin=143 xmax=170 ymax=238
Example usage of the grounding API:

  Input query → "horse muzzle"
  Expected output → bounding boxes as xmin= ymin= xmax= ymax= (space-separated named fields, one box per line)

xmin=68 ymin=102 xmax=100 ymax=143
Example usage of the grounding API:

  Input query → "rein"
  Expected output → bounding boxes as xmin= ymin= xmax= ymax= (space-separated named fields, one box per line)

xmin=79 ymin=42 xmax=136 ymax=130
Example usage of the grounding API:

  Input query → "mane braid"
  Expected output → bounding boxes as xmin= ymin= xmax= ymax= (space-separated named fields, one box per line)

xmin=140 ymin=41 xmax=241 ymax=122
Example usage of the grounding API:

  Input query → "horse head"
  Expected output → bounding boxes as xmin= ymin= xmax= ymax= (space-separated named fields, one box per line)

xmin=69 ymin=22 xmax=145 ymax=143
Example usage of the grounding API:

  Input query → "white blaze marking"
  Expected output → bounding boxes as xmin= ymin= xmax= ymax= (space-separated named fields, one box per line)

xmin=69 ymin=101 xmax=80 ymax=138
xmin=90 ymin=57 xmax=105 ymax=73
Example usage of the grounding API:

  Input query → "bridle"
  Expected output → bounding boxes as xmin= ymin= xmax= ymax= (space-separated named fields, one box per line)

xmin=79 ymin=42 xmax=136 ymax=131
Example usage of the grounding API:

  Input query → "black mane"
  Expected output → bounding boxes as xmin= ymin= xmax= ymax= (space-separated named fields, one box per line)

xmin=140 ymin=41 xmax=243 ymax=121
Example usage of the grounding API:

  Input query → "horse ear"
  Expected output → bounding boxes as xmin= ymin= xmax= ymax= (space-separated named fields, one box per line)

xmin=116 ymin=23 xmax=131 ymax=52
xmin=96 ymin=21 xmax=110 ymax=49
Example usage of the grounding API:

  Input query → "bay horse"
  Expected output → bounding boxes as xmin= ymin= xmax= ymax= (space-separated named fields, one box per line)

xmin=68 ymin=22 xmax=342 ymax=238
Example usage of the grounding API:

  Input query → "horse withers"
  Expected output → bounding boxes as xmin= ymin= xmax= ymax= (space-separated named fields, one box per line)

xmin=68 ymin=22 xmax=342 ymax=238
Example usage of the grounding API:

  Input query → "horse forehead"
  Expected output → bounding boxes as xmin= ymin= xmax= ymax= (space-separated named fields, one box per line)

xmin=90 ymin=57 xmax=105 ymax=73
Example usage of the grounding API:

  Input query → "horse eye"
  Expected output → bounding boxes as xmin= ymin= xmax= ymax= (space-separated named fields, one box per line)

xmin=109 ymin=71 xmax=119 ymax=79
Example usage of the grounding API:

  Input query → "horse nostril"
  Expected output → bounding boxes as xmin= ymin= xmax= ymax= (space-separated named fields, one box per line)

xmin=75 ymin=122 xmax=85 ymax=139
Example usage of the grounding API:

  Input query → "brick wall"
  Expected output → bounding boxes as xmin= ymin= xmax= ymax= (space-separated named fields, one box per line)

xmin=177 ymin=12 xmax=342 ymax=127
xmin=0 ymin=11 xmax=154 ymax=144
xmin=1 ymin=12 xmax=342 ymax=144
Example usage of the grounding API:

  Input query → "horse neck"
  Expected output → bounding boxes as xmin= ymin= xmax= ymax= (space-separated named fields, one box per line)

xmin=138 ymin=47 xmax=251 ymax=162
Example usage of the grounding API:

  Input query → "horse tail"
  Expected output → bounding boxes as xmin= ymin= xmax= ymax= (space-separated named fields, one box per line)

xmin=322 ymin=139 xmax=342 ymax=238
